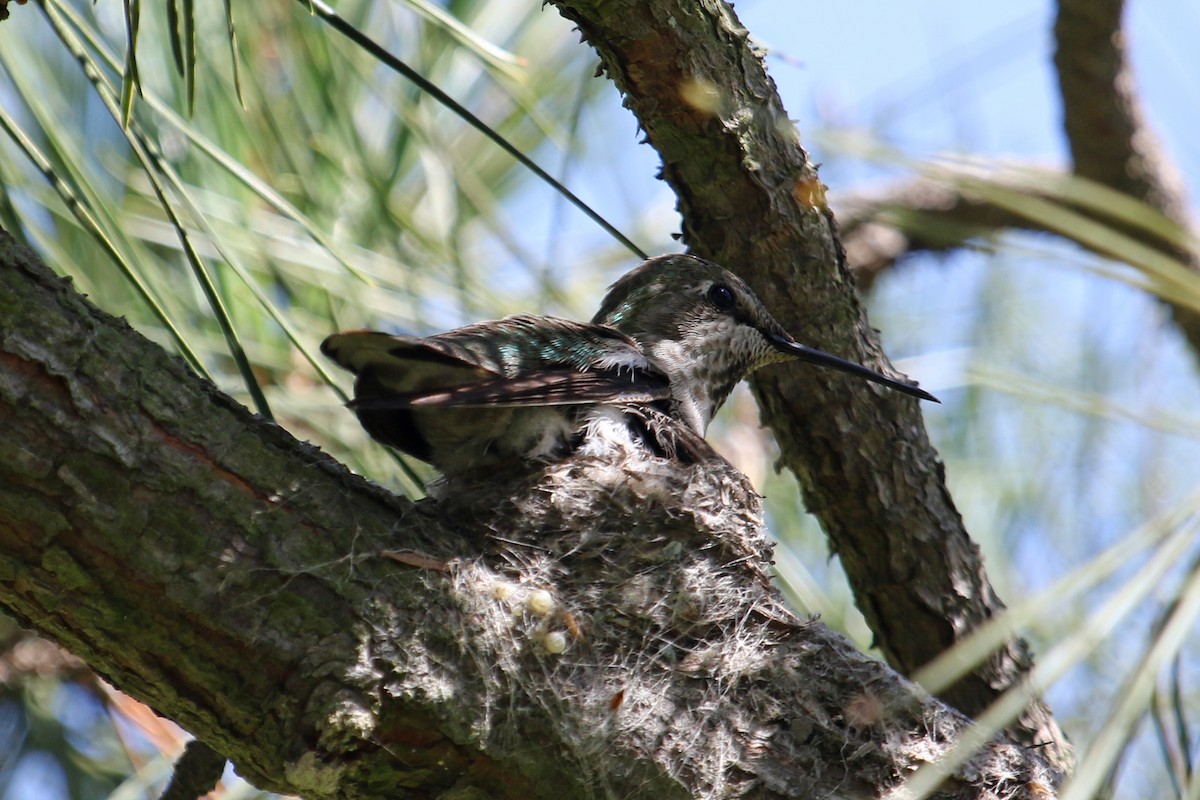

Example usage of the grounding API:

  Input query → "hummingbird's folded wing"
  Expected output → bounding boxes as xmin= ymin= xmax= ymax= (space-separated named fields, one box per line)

xmin=322 ymin=319 xmax=671 ymax=409
xmin=350 ymin=368 xmax=670 ymax=409
xmin=321 ymin=330 xmax=496 ymax=383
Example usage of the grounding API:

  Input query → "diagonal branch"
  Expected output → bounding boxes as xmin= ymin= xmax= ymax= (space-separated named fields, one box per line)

xmin=840 ymin=0 xmax=1200 ymax=355
xmin=1054 ymin=0 xmax=1200 ymax=348
xmin=1054 ymin=0 xmax=1189 ymax=225
xmin=0 ymin=230 xmax=1059 ymax=798
xmin=549 ymin=0 xmax=1071 ymax=772
xmin=838 ymin=182 xmax=1040 ymax=292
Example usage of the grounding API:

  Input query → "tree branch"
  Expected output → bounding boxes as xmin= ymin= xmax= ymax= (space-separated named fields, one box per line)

xmin=838 ymin=182 xmax=1037 ymax=292
xmin=1054 ymin=0 xmax=1200 ymax=348
xmin=549 ymin=0 xmax=1070 ymax=771
xmin=0 ymin=230 xmax=1060 ymax=797
xmin=840 ymin=0 xmax=1200 ymax=355
xmin=1054 ymin=0 xmax=1189 ymax=225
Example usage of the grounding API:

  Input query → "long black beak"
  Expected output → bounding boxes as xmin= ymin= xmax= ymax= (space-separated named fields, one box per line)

xmin=768 ymin=334 xmax=940 ymax=403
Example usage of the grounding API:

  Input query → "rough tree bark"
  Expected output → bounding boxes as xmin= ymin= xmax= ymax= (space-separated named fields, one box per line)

xmin=0 ymin=0 xmax=1071 ymax=796
xmin=550 ymin=0 xmax=1070 ymax=773
xmin=0 ymin=232 xmax=1061 ymax=797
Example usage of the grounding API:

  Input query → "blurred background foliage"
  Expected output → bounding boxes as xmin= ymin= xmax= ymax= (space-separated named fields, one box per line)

xmin=1 ymin=0 xmax=1200 ymax=798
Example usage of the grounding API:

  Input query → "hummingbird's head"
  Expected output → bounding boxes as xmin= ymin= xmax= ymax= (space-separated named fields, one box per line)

xmin=593 ymin=254 xmax=936 ymax=434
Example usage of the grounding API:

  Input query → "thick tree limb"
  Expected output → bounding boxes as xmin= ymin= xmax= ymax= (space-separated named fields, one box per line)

xmin=549 ymin=0 xmax=1070 ymax=772
xmin=0 ymin=232 xmax=1062 ymax=798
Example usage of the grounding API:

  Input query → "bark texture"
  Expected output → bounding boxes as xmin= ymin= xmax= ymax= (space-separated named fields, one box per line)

xmin=549 ymin=0 xmax=1070 ymax=772
xmin=0 ymin=232 xmax=1060 ymax=798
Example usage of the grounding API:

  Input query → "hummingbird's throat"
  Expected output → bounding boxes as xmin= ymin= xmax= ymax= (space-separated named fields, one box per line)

xmin=656 ymin=322 xmax=782 ymax=434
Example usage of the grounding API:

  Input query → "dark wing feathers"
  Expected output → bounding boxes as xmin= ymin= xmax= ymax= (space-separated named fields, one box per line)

xmin=424 ymin=314 xmax=640 ymax=377
xmin=323 ymin=317 xmax=669 ymax=410
xmin=348 ymin=368 xmax=670 ymax=410
xmin=322 ymin=330 xmax=494 ymax=380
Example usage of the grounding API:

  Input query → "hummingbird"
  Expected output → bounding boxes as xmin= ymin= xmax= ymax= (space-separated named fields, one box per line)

xmin=321 ymin=254 xmax=937 ymax=477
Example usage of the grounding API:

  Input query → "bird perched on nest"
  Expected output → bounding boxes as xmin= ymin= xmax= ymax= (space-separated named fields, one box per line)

xmin=321 ymin=254 xmax=936 ymax=478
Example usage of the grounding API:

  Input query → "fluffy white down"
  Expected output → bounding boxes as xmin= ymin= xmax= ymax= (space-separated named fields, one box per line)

xmin=575 ymin=406 xmax=643 ymax=459
xmin=590 ymin=349 xmax=655 ymax=374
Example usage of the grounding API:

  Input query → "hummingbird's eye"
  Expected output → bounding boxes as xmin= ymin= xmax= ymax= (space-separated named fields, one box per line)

xmin=707 ymin=283 xmax=736 ymax=311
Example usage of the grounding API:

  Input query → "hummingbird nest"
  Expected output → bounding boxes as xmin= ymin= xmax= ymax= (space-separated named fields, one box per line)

xmin=311 ymin=424 xmax=1056 ymax=800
